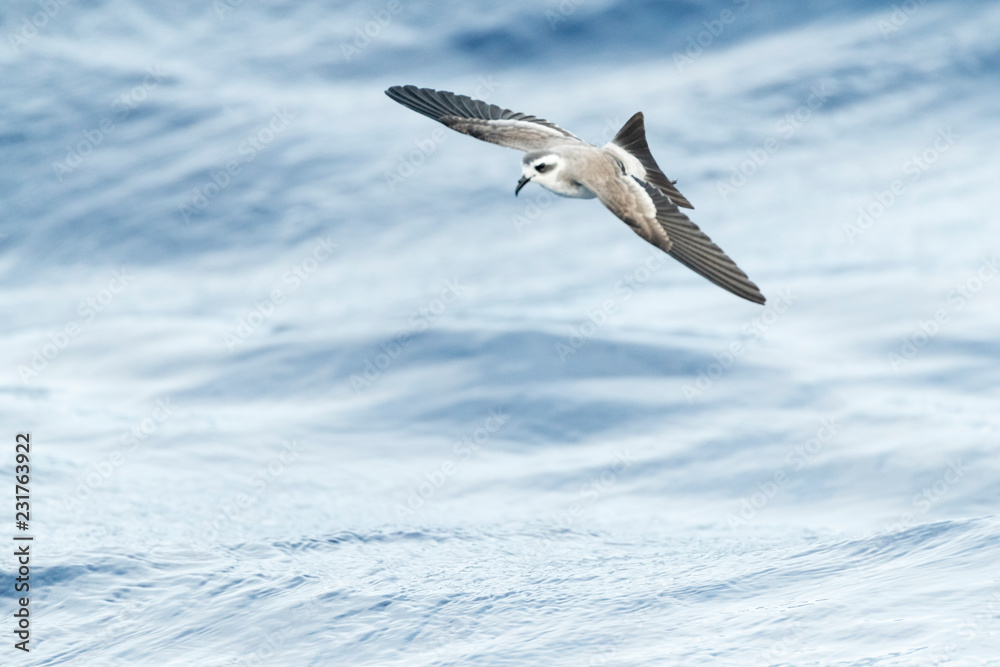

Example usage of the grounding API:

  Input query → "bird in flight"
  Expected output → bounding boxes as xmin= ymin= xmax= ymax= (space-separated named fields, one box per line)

xmin=385 ymin=85 xmax=765 ymax=304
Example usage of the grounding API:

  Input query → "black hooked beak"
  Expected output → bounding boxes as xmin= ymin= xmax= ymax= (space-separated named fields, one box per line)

xmin=515 ymin=175 xmax=532 ymax=196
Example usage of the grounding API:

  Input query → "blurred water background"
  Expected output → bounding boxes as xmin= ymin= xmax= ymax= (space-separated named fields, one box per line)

xmin=1 ymin=0 xmax=999 ymax=664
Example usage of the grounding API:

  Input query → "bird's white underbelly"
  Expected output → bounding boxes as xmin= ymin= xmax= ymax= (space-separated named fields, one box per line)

xmin=539 ymin=180 xmax=597 ymax=199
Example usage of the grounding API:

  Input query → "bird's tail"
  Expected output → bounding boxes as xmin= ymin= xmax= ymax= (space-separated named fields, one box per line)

xmin=607 ymin=113 xmax=694 ymax=209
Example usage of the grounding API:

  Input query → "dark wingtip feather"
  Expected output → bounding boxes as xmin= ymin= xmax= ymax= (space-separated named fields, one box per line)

xmin=384 ymin=85 xmax=578 ymax=141
xmin=633 ymin=178 xmax=766 ymax=305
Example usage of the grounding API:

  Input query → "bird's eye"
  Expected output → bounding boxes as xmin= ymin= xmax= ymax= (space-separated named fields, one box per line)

xmin=535 ymin=163 xmax=548 ymax=173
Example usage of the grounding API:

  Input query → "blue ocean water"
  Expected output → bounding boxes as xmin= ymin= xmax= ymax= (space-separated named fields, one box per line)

xmin=2 ymin=0 xmax=999 ymax=664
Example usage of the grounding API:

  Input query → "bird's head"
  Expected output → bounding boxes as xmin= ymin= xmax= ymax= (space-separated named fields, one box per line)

xmin=516 ymin=152 xmax=563 ymax=196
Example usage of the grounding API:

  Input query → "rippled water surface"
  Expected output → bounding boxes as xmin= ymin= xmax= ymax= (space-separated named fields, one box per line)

xmin=1 ymin=1 xmax=999 ymax=664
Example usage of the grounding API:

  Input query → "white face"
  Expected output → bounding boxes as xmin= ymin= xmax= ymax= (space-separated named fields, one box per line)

xmin=521 ymin=155 xmax=561 ymax=183
xmin=516 ymin=152 xmax=593 ymax=199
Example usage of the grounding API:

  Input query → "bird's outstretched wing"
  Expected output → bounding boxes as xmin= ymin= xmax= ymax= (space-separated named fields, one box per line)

xmin=385 ymin=85 xmax=585 ymax=152
xmin=585 ymin=170 xmax=766 ymax=304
